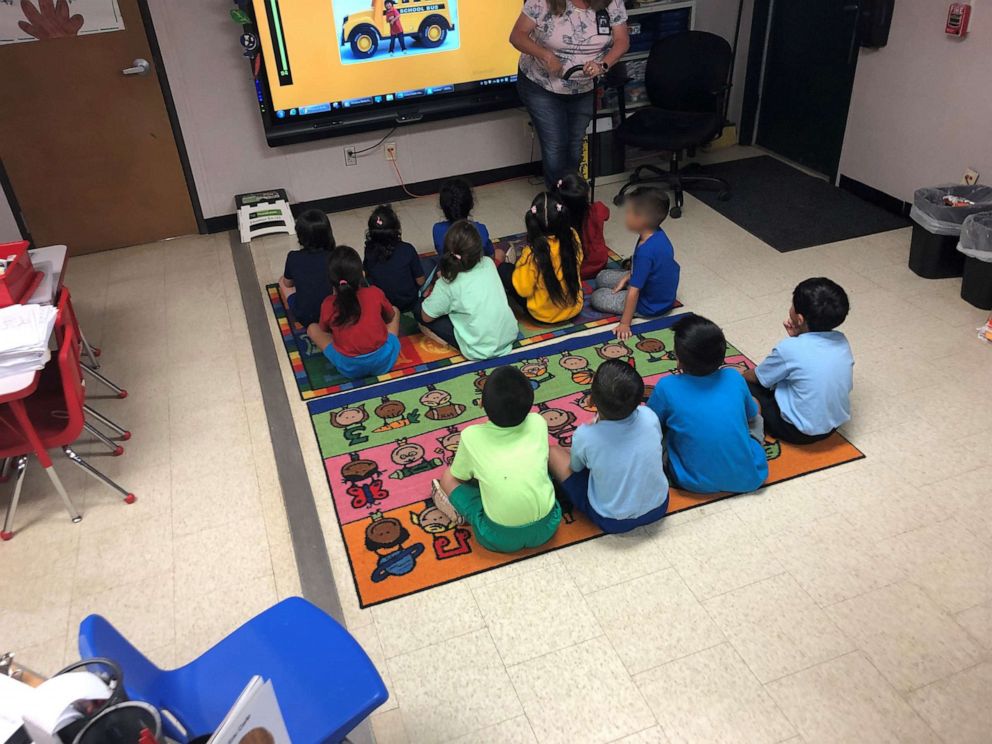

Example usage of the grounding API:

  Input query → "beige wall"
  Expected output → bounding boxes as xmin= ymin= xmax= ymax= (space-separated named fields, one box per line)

xmin=839 ymin=0 xmax=992 ymax=202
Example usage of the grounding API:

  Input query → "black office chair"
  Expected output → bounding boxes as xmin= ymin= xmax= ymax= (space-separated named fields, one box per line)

xmin=612 ymin=31 xmax=733 ymax=218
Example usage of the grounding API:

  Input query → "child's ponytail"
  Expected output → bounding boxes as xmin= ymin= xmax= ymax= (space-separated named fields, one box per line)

xmin=365 ymin=204 xmax=402 ymax=265
xmin=524 ymin=192 xmax=582 ymax=308
xmin=439 ymin=220 xmax=483 ymax=282
xmin=553 ymin=172 xmax=590 ymax=240
xmin=328 ymin=246 xmax=364 ymax=327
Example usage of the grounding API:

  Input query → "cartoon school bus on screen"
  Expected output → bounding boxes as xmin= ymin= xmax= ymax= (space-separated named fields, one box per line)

xmin=340 ymin=0 xmax=454 ymax=59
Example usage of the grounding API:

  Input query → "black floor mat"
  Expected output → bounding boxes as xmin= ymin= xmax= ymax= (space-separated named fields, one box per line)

xmin=685 ymin=155 xmax=910 ymax=252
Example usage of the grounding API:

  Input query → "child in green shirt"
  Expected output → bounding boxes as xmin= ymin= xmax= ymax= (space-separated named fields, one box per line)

xmin=431 ymin=365 xmax=561 ymax=553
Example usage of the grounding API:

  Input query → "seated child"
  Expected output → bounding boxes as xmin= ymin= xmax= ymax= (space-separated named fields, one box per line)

xmin=591 ymin=188 xmax=680 ymax=340
xmin=742 ymin=277 xmax=853 ymax=444
xmin=363 ymin=204 xmax=425 ymax=313
xmin=496 ymin=192 xmax=584 ymax=324
xmin=549 ymin=359 xmax=669 ymax=533
xmin=555 ymin=172 xmax=611 ymax=280
xmin=418 ymin=220 xmax=518 ymax=360
xmin=306 ymin=246 xmax=401 ymax=380
xmin=647 ymin=315 xmax=768 ymax=494
xmin=278 ymin=209 xmax=336 ymax=326
xmin=432 ymin=178 xmax=496 ymax=259
xmin=431 ymin=366 xmax=561 ymax=553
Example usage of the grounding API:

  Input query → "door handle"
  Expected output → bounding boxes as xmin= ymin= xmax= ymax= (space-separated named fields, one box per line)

xmin=122 ymin=58 xmax=151 ymax=76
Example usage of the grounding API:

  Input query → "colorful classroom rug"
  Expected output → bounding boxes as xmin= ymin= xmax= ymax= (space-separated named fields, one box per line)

xmin=306 ymin=315 xmax=864 ymax=608
xmin=268 ymin=234 xmax=678 ymax=400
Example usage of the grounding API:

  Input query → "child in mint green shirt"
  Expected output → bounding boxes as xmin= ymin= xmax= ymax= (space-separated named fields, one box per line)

xmin=431 ymin=365 xmax=561 ymax=553
xmin=419 ymin=220 xmax=518 ymax=360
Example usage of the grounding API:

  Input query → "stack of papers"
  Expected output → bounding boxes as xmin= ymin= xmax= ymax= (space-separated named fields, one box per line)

xmin=208 ymin=676 xmax=290 ymax=744
xmin=0 ymin=304 xmax=57 ymax=377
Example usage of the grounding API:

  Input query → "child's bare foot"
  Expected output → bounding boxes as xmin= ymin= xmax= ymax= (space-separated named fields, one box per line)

xmin=430 ymin=479 xmax=464 ymax=526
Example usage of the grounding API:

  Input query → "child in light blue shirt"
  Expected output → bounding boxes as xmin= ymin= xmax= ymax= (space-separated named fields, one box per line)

xmin=648 ymin=315 xmax=768 ymax=494
xmin=549 ymin=359 xmax=669 ymax=533
xmin=743 ymin=277 xmax=853 ymax=444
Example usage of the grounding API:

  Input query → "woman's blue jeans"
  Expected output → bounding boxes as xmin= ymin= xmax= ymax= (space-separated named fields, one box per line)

xmin=517 ymin=72 xmax=594 ymax=190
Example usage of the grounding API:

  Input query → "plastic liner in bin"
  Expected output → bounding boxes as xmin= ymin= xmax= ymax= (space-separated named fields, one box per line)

xmin=957 ymin=212 xmax=992 ymax=262
xmin=910 ymin=184 xmax=992 ymax=236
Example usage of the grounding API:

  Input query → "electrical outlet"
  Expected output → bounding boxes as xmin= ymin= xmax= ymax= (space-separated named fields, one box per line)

xmin=963 ymin=167 xmax=979 ymax=186
xmin=344 ymin=147 xmax=358 ymax=167
xmin=384 ymin=142 xmax=397 ymax=161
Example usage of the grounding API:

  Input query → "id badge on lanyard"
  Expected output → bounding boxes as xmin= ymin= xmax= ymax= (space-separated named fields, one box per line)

xmin=596 ymin=8 xmax=612 ymax=36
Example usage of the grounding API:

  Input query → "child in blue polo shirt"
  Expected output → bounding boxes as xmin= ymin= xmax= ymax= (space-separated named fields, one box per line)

xmin=742 ymin=277 xmax=853 ymax=444
xmin=648 ymin=315 xmax=768 ymax=494
xmin=590 ymin=188 xmax=680 ymax=340
xmin=432 ymin=179 xmax=496 ymax=259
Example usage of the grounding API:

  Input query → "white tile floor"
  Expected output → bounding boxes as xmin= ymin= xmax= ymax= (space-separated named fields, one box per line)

xmin=3 ymin=149 xmax=991 ymax=743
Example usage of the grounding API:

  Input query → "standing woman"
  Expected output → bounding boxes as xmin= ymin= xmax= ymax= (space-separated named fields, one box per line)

xmin=510 ymin=0 xmax=629 ymax=189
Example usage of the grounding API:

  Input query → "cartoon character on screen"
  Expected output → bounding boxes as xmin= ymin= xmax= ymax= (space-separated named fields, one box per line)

xmin=597 ymin=340 xmax=635 ymax=368
xmin=373 ymin=395 xmax=420 ymax=433
xmin=330 ymin=404 xmax=369 ymax=446
xmin=538 ymin=402 xmax=577 ymax=447
xmin=520 ymin=357 xmax=553 ymax=389
xmin=384 ymin=0 xmax=407 ymax=54
xmin=471 ymin=370 xmax=489 ymax=407
xmin=366 ymin=511 xmax=424 ymax=583
xmin=342 ymin=452 xmax=389 ymax=510
xmin=410 ymin=499 xmax=472 ymax=560
xmin=434 ymin=426 xmax=462 ymax=465
xmin=420 ymin=385 xmax=466 ymax=421
xmin=389 ymin=438 xmax=444 ymax=480
xmin=635 ymin=334 xmax=675 ymax=364
xmin=559 ymin=352 xmax=593 ymax=386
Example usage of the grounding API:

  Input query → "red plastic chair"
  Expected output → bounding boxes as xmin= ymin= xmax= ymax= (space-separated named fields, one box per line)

xmin=0 ymin=311 xmax=134 ymax=540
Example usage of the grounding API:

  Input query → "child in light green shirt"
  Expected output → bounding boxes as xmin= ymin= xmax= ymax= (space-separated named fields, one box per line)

xmin=432 ymin=365 xmax=561 ymax=552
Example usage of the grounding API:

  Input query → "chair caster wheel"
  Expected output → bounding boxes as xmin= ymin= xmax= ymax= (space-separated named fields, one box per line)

xmin=718 ymin=191 xmax=731 ymax=201
xmin=121 ymin=431 xmax=132 ymax=441
xmin=117 ymin=390 xmax=128 ymax=399
xmin=92 ymin=347 xmax=102 ymax=357
xmin=1 ymin=531 xmax=13 ymax=541
xmin=613 ymin=194 xmax=625 ymax=206
xmin=113 ymin=446 xmax=125 ymax=457
xmin=670 ymin=206 xmax=682 ymax=219
xmin=72 ymin=516 xmax=82 ymax=523
xmin=125 ymin=494 xmax=137 ymax=504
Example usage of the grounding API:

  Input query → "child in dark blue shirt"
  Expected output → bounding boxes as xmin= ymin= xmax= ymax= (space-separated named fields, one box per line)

xmin=363 ymin=204 xmax=425 ymax=313
xmin=648 ymin=315 xmax=768 ymax=494
xmin=432 ymin=179 xmax=496 ymax=259
xmin=279 ymin=209 xmax=336 ymax=326
xmin=590 ymin=188 xmax=680 ymax=340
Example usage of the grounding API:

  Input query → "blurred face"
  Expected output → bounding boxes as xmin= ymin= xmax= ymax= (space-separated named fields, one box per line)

xmin=625 ymin=204 xmax=651 ymax=233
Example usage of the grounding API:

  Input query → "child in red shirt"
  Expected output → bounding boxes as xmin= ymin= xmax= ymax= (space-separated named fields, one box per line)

xmin=385 ymin=1 xmax=406 ymax=53
xmin=556 ymin=172 xmax=611 ymax=279
xmin=307 ymin=246 xmax=402 ymax=380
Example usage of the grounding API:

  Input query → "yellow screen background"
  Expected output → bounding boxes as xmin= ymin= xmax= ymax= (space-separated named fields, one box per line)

xmin=252 ymin=0 xmax=522 ymax=111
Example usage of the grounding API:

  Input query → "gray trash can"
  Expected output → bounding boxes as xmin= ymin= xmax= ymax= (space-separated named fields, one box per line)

xmin=958 ymin=212 xmax=992 ymax=309
xmin=909 ymin=184 xmax=992 ymax=278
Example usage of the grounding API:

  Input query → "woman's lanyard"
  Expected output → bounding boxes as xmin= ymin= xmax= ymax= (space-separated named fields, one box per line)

xmin=595 ymin=8 xmax=612 ymax=36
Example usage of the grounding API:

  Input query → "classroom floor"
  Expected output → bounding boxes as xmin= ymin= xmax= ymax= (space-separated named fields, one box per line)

xmin=3 ymin=149 xmax=991 ymax=744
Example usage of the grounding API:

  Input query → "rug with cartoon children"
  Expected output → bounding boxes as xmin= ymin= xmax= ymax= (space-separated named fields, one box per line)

xmin=268 ymin=234 xmax=681 ymax=400
xmin=306 ymin=315 xmax=864 ymax=608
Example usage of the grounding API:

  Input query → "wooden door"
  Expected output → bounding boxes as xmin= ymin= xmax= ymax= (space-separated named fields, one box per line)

xmin=0 ymin=0 xmax=197 ymax=254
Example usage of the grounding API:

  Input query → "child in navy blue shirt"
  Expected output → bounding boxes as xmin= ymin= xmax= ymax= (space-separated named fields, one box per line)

xmin=432 ymin=179 xmax=496 ymax=259
xmin=590 ymin=188 xmax=680 ymax=340
xmin=742 ymin=278 xmax=853 ymax=444
xmin=363 ymin=204 xmax=425 ymax=313
xmin=550 ymin=359 xmax=669 ymax=533
xmin=648 ymin=315 xmax=768 ymax=494
xmin=279 ymin=209 xmax=336 ymax=326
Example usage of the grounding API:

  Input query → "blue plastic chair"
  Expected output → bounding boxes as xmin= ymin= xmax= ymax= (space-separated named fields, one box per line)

xmin=78 ymin=596 xmax=388 ymax=744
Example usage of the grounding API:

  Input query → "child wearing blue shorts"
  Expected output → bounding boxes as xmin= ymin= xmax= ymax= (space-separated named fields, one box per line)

xmin=549 ymin=359 xmax=669 ymax=533
xmin=306 ymin=246 xmax=401 ymax=380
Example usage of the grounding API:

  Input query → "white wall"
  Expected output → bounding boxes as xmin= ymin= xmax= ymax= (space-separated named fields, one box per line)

xmin=839 ymin=0 xmax=992 ymax=202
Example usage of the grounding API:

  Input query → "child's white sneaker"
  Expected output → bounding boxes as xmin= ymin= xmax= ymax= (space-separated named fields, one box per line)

xmin=430 ymin=479 xmax=464 ymax=526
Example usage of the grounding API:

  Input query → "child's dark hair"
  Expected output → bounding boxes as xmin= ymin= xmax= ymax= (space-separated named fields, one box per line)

xmin=591 ymin=359 xmax=644 ymax=420
xmin=439 ymin=220 xmax=483 ymax=282
xmin=524 ymin=192 xmax=582 ymax=308
xmin=295 ymin=209 xmax=335 ymax=252
xmin=327 ymin=246 xmax=364 ymax=328
xmin=673 ymin=314 xmax=726 ymax=376
xmin=438 ymin=178 xmax=475 ymax=223
xmin=365 ymin=204 xmax=402 ymax=265
xmin=626 ymin=188 xmax=670 ymax=228
xmin=793 ymin=277 xmax=849 ymax=331
xmin=554 ymin=172 xmax=590 ymax=240
xmin=482 ymin=366 xmax=534 ymax=428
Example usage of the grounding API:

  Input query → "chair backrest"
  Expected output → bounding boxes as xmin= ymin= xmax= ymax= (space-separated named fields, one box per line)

xmin=50 ymin=294 xmax=86 ymax=445
xmin=645 ymin=31 xmax=733 ymax=113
